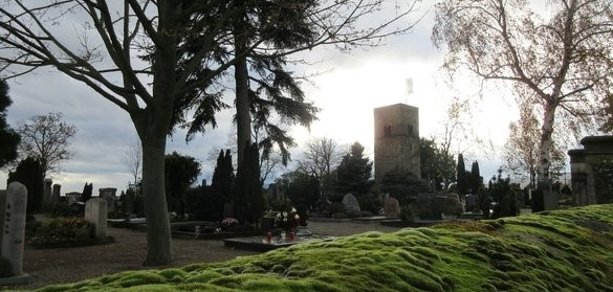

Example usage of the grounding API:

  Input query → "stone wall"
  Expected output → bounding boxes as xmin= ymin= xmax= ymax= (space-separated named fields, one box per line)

xmin=568 ymin=135 xmax=613 ymax=205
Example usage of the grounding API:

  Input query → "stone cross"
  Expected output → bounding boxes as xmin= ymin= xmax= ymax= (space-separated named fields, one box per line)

xmin=1 ymin=182 xmax=28 ymax=275
xmin=85 ymin=198 xmax=108 ymax=238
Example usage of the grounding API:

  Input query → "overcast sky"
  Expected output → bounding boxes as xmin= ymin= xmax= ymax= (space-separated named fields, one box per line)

xmin=0 ymin=2 xmax=555 ymax=193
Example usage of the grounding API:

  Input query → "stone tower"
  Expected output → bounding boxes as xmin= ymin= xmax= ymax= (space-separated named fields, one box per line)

xmin=374 ymin=103 xmax=420 ymax=182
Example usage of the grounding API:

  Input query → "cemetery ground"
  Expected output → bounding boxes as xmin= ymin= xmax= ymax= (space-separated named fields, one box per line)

xmin=11 ymin=220 xmax=402 ymax=290
xmin=9 ymin=204 xmax=613 ymax=291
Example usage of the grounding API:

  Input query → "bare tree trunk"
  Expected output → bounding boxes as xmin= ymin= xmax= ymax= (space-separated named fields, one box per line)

xmin=536 ymin=99 xmax=557 ymax=186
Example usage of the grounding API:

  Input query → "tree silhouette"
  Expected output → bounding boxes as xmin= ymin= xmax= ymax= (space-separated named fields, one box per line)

xmin=0 ymin=79 xmax=20 ymax=168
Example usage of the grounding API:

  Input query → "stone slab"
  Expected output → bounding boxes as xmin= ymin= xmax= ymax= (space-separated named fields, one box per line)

xmin=224 ymin=233 xmax=331 ymax=252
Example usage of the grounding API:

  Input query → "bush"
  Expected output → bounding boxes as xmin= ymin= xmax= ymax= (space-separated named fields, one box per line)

xmin=356 ymin=192 xmax=382 ymax=214
xmin=380 ymin=167 xmax=429 ymax=206
xmin=28 ymin=217 xmax=95 ymax=248
xmin=399 ymin=205 xmax=417 ymax=223
xmin=44 ymin=201 xmax=84 ymax=217
xmin=328 ymin=202 xmax=346 ymax=218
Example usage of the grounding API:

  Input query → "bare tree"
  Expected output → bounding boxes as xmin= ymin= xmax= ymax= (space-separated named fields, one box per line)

xmin=0 ymin=1 xmax=241 ymax=265
xmin=503 ymin=102 xmax=566 ymax=189
xmin=122 ymin=139 xmax=142 ymax=184
xmin=433 ymin=0 xmax=613 ymax=186
xmin=437 ymin=96 xmax=475 ymax=157
xmin=299 ymin=137 xmax=342 ymax=193
xmin=17 ymin=112 xmax=76 ymax=178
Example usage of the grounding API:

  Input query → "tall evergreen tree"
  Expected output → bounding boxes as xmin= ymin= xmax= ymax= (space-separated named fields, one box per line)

xmin=8 ymin=157 xmax=44 ymax=214
xmin=469 ymin=161 xmax=482 ymax=193
xmin=0 ymin=79 xmax=20 ymax=168
xmin=335 ymin=142 xmax=373 ymax=195
xmin=164 ymin=152 xmax=201 ymax=217
xmin=233 ymin=142 xmax=264 ymax=223
xmin=81 ymin=182 xmax=93 ymax=202
xmin=211 ymin=149 xmax=235 ymax=220
xmin=456 ymin=153 xmax=467 ymax=196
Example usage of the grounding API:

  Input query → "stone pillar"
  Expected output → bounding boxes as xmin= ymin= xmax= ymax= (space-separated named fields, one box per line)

xmin=1 ymin=182 xmax=27 ymax=275
xmin=0 ymin=189 xmax=5 ymax=242
xmin=52 ymin=184 xmax=61 ymax=202
xmin=85 ymin=198 xmax=108 ymax=238
xmin=43 ymin=178 xmax=53 ymax=203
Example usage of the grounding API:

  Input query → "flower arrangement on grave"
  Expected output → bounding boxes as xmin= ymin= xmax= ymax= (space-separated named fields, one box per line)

xmin=274 ymin=207 xmax=301 ymax=233
xmin=218 ymin=217 xmax=239 ymax=232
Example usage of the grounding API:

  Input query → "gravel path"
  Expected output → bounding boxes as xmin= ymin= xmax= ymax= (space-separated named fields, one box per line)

xmin=9 ymin=221 xmax=402 ymax=290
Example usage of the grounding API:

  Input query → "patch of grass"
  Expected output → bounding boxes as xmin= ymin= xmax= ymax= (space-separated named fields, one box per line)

xmin=36 ymin=204 xmax=613 ymax=291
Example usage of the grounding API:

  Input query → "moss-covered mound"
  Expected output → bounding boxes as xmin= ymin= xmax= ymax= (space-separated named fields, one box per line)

xmin=38 ymin=204 xmax=613 ymax=291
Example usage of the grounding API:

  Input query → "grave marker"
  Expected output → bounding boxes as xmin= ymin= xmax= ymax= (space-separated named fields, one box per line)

xmin=383 ymin=195 xmax=400 ymax=218
xmin=85 ymin=198 xmax=108 ymax=238
xmin=1 ymin=182 xmax=27 ymax=276
xmin=342 ymin=193 xmax=361 ymax=215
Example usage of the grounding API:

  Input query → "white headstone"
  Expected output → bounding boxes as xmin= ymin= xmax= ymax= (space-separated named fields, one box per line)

xmin=85 ymin=198 xmax=108 ymax=238
xmin=1 ymin=182 xmax=28 ymax=275
xmin=342 ymin=193 xmax=361 ymax=215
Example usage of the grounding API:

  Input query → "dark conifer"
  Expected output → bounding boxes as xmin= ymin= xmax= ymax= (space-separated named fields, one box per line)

xmin=8 ymin=157 xmax=44 ymax=214
xmin=0 ymin=79 xmax=20 ymax=167
xmin=456 ymin=153 xmax=467 ymax=196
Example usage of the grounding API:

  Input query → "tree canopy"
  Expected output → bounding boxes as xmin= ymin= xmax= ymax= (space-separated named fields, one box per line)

xmin=164 ymin=152 xmax=201 ymax=217
xmin=17 ymin=113 xmax=77 ymax=178
xmin=420 ymin=138 xmax=456 ymax=191
xmin=335 ymin=142 xmax=373 ymax=195
xmin=433 ymin=0 xmax=613 ymax=184
xmin=8 ymin=157 xmax=44 ymax=214
xmin=0 ymin=79 xmax=20 ymax=168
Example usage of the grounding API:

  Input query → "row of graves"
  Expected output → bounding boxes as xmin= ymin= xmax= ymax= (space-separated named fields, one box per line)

xmin=0 ymin=182 xmax=110 ymax=286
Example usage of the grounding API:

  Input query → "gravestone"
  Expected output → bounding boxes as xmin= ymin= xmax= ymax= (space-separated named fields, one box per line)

xmin=43 ymin=178 xmax=53 ymax=203
xmin=52 ymin=184 xmax=61 ymax=202
xmin=85 ymin=198 xmax=108 ymax=238
xmin=342 ymin=193 xmax=361 ymax=215
xmin=465 ymin=194 xmax=476 ymax=212
xmin=99 ymin=188 xmax=117 ymax=214
xmin=65 ymin=192 xmax=81 ymax=205
xmin=124 ymin=190 xmax=135 ymax=216
xmin=383 ymin=195 xmax=400 ymax=218
xmin=1 ymin=183 xmax=28 ymax=277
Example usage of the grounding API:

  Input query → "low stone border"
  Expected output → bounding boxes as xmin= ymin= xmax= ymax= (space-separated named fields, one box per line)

xmin=309 ymin=217 xmax=352 ymax=223
xmin=28 ymin=236 xmax=114 ymax=249
xmin=0 ymin=274 xmax=32 ymax=286
xmin=172 ymin=230 xmax=262 ymax=240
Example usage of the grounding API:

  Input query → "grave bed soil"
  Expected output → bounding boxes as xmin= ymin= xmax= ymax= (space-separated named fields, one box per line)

xmin=28 ymin=236 xmax=115 ymax=249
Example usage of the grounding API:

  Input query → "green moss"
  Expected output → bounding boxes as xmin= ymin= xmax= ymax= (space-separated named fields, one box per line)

xmin=116 ymin=271 xmax=167 ymax=287
xmin=36 ymin=204 xmax=613 ymax=292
